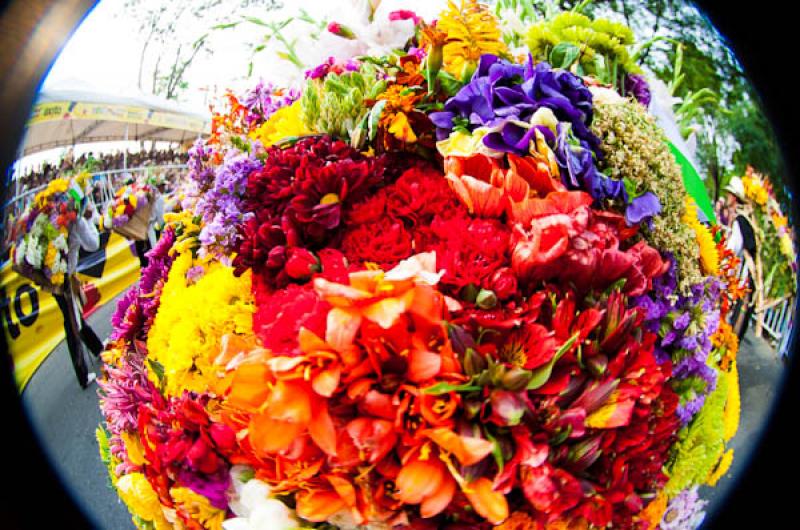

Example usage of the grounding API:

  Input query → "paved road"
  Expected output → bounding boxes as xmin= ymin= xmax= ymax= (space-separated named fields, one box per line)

xmin=18 ymin=293 xmax=785 ymax=530
xmin=20 ymin=292 xmax=134 ymax=530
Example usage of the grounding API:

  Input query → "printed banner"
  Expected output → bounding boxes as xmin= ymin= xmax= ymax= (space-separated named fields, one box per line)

xmin=2 ymin=232 xmax=140 ymax=391
xmin=27 ymin=101 xmax=207 ymax=134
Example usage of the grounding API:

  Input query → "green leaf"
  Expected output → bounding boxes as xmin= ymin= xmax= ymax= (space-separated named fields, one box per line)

xmin=212 ymin=21 xmax=240 ymax=30
xmin=483 ymin=429 xmax=504 ymax=474
xmin=367 ymin=100 xmax=387 ymax=142
xmin=147 ymin=358 xmax=165 ymax=385
xmin=243 ymin=16 xmax=269 ymax=27
xmin=423 ymin=381 xmax=483 ymax=395
xmin=550 ymin=42 xmax=581 ymax=70
xmin=527 ymin=332 xmax=579 ymax=390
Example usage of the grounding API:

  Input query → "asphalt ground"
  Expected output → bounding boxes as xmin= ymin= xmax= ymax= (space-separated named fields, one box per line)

xmin=18 ymin=291 xmax=784 ymax=530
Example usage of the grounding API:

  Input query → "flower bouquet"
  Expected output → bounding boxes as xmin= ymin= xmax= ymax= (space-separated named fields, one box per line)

xmin=98 ymin=2 xmax=744 ymax=529
xmin=104 ymin=182 xmax=155 ymax=240
xmin=11 ymin=176 xmax=83 ymax=292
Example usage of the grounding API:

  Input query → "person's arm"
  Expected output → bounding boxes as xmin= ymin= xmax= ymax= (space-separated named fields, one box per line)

xmin=726 ymin=219 xmax=744 ymax=255
xmin=75 ymin=216 xmax=100 ymax=252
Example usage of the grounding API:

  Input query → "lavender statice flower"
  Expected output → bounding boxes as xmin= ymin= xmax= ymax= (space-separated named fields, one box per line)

xmin=186 ymin=138 xmax=217 ymax=195
xmin=196 ymin=149 xmax=262 ymax=256
xmin=632 ymin=257 xmax=724 ymax=424
xmin=660 ymin=487 xmax=708 ymax=530
xmin=241 ymin=80 xmax=300 ymax=127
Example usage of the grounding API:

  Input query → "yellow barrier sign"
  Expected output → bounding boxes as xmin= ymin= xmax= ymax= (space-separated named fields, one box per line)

xmin=2 ymin=232 xmax=141 ymax=390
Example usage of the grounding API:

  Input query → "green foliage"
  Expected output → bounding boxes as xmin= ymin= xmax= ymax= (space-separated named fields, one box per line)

xmin=665 ymin=367 xmax=728 ymax=496
xmin=300 ymin=64 xmax=387 ymax=145
xmin=525 ymin=10 xmax=639 ymax=88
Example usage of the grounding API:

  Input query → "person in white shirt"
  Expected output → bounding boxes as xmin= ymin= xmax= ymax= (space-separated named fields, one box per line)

xmin=53 ymin=202 xmax=104 ymax=389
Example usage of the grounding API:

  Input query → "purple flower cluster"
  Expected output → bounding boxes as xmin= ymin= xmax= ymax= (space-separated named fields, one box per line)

xmin=305 ymin=56 xmax=361 ymax=80
xmin=633 ymin=257 xmax=722 ymax=424
xmin=111 ymin=227 xmax=177 ymax=342
xmin=196 ymin=150 xmax=262 ymax=256
xmin=660 ymin=487 xmax=708 ymax=530
xmin=186 ymin=138 xmax=217 ymax=199
xmin=624 ymin=73 xmax=652 ymax=108
xmin=430 ymin=54 xmax=662 ymax=225
xmin=241 ymin=80 xmax=299 ymax=128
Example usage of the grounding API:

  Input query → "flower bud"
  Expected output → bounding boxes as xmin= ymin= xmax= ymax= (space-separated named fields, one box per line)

xmin=586 ymin=354 xmax=608 ymax=377
xmin=501 ymin=367 xmax=532 ymax=392
xmin=327 ymin=21 xmax=356 ymax=39
xmin=490 ymin=268 xmax=518 ymax=300
xmin=462 ymin=283 xmax=479 ymax=303
xmin=448 ymin=324 xmax=476 ymax=355
xmin=488 ymin=390 xmax=526 ymax=426
xmin=464 ymin=399 xmax=482 ymax=420
xmin=489 ymin=363 xmax=507 ymax=387
xmin=463 ymin=348 xmax=487 ymax=376
xmin=284 ymin=248 xmax=320 ymax=280
xmin=475 ymin=288 xmax=498 ymax=309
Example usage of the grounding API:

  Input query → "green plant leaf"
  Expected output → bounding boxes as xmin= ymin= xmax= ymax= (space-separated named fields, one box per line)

xmin=550 ymin=42 xmax=580 ymax=69
xmin=527 ymin=332 xmax=579 ymax=390
xmin=423 ymin=381 xmax=482 ymax=395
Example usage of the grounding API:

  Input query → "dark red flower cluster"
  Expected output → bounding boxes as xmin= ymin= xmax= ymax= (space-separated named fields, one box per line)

xmin=234 ymin=136 xmax=387 ymax=286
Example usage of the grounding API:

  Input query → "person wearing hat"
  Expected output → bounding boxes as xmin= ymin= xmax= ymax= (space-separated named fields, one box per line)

xmin=52 ymin=196 xmax=104 ymax=389
xmin=725 ymin=176 xmax=758 ymax=340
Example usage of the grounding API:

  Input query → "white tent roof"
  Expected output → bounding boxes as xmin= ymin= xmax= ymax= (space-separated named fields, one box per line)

xmin=19 ymin=82 xmax=210 ymax=156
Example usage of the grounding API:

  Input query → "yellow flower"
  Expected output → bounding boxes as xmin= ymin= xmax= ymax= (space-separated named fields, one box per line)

xmin=387 ymin=112 xmax=417 ymax=143
xmin=436 ymin=128 xmax=490 ymax=158
xmin=437 ymin=0 xmax=507 ymax=77
xmin=250 ymin=101 xmax=312 ymax=147
xmin=635 ymin=492 xmax=667 ymax=530
xmin=780 ymin=234 xmax=795 ymax=260
xmin=130 ymin=194 xmax=138 ymax=209
xmin=51 ymin=272 xmax=65 ymax=286
xmin=742 ymin=172 xmax=768 ymax=206
xmin=683 ymin=197 xmax=719 ymax=275
xmin=35 ymin=177 xmax=70 ymax=207
xmin=170 ymin=487 xmax=226 ymax=530
xmin=723 ymin=360 xmax=740 ymax=442
xmin=121 ymin=432 xmax=148 ymax=467
xmin=706 ymin=448 xmax=734 ymax=487
xmin=147 ymin=252 xmax=254 ymax=396
xmin=116 ymin=473 xmax=170 ymax=530
xmin=44 ymin=243 xmax=57 ymax=268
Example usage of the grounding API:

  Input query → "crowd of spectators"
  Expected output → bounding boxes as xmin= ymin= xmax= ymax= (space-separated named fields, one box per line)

xmin=15 ymin=147 xmax=188 ymax=192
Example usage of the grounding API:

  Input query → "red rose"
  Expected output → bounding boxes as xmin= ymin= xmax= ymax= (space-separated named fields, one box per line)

xmin=285 ymin=248 xmax=320 ymax=280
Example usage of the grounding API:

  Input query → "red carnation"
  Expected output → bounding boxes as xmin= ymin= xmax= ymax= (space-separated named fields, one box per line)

xmin=341 ymin=215 xmax=413 ymax=269
xmin=252 ymin=282 xmax=330 ymax=354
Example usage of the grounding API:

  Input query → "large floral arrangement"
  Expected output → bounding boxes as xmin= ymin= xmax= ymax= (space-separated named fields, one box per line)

xmin=98 ymin=2 xmax=744 ymax=529
xmin=10 ymin=174 xmax=86 ymax=288
xmin=105 ymin=181 xmax=155 ymax=230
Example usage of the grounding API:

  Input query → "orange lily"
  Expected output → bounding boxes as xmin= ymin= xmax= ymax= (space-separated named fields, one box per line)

xmin=296 ymin=475 xmax=365 ymax=525
xmin=464 ymin=477 xmax=509 ymax=524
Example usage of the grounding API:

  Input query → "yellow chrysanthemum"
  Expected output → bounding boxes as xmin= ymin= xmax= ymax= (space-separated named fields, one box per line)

xmin=147 ymin=252 xmax=254 ymax=396
xmin=706 ymin=448 xmax=734 ymax=487
xmin=51 ymin=272 xmax=65 ymax=286
xmin=437 ymin=0 xmax=507 ymax=77
xmin=250 ymin=101 xmax=312 ymax=147
xmin=683 ymin=197 xmax=719 ymax=275
xmin=742 ymin=173 xmax=768 ymax=205
xmin=723 ymin=361 xmax=741 ymax=441
xmin=35 ymin=177 xmax=70 ymax=207
xmin=170 ymin=487 xmax=226 ymax=530
xmin=116 ymin=473 xmax=171 ymax=530
xmin=44 ymin=243 xmax=57 ymax=268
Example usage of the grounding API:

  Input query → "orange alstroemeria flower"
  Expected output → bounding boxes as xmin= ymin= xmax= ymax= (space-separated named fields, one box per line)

xmin=313 ymin=253 xmax=446 ymax=352
xmin=247 ymin=379 xmax=337 ymax=457
xmin=464 ymin=477 xmax=510 ymax=524
xmin=396 ymin=453 xmax=457 ymax=518
xmin=296 ymin=475 xmax=365 ymax=525
xmin=445 ymin=154 xmax=507 ymax=217
xmin=423 ymin=428 xmax=494 ymax=466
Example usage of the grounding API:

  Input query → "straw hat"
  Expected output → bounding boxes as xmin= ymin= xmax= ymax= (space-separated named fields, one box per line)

xmin=725 ymin=176 xmax=746 ymax=201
